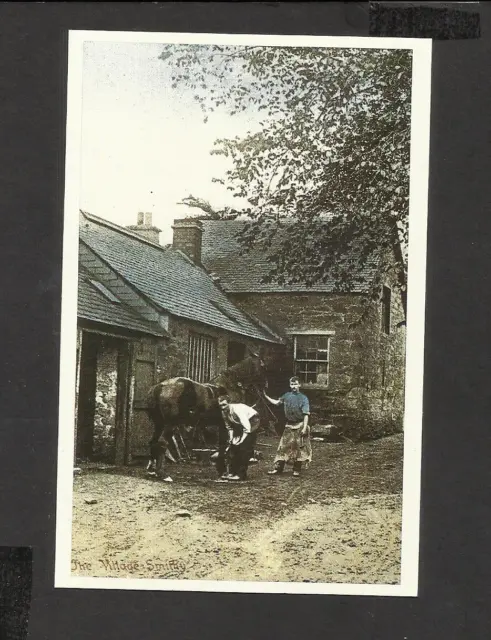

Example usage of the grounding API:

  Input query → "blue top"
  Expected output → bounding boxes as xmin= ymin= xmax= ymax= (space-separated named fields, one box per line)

xmin=279 ymin=391 xmax=310 ymax=423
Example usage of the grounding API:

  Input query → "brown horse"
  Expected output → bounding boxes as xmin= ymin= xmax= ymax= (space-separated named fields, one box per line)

xmin=146 ymin=353 xmax=268 ymax=477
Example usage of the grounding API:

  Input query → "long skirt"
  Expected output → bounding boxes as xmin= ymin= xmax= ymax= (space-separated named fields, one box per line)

xmin=274 ymin=424 xmax=312 ymax=465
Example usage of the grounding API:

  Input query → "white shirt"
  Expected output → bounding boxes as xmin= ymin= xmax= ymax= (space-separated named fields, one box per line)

xmin=222 ymin=403 xmax=259 ymax=441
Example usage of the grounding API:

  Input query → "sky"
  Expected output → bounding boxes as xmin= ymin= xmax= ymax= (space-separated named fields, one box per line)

xmin=80 ymin=41 xmax=263 ymax=244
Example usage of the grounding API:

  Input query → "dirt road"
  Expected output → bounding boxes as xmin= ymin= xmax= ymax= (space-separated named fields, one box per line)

xmin=71 ymin=434 xmax=403 ymax=585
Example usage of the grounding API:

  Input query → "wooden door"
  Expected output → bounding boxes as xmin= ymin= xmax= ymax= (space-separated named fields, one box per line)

xmin=129 ymin=340 xmax=158 ymax=458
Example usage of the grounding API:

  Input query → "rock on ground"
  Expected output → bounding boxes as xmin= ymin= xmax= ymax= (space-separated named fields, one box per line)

xmin=70 ymin=434 xmax=403 ymax=585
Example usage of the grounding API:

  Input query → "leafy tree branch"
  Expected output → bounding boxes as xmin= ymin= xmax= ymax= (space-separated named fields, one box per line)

xmin=161 ymin=44 xmax=412 ymax=321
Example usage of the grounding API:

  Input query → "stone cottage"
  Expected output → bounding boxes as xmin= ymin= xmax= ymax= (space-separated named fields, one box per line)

xmin=172 ymin=218 xmax=407 ymax=439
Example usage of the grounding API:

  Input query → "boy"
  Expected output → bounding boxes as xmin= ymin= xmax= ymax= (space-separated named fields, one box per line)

xmin=263 ymin=376 xmax=311 ymax=477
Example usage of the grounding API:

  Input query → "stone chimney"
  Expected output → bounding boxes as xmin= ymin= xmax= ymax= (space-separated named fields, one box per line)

xmin=127 ymin=212 xmax=162 ymax=244
xmin=172 ymin=218 xmax=203 ymax=265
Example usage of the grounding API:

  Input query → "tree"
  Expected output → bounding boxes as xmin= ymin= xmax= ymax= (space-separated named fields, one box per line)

xmin=176 ymin=195 xmax=236 ymax=220
xmin=160 ymin=44 xmax=412 ymax=319
xmin=177 ymin=196 xmax=221 ymax=219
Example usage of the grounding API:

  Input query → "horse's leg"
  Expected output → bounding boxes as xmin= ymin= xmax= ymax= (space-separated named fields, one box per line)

xmin=147 ymin=401 xmax=169 ymax=477
xmin=146 ymin=425 xmax=158 ymax=471
xmin=147 ymin=423 xmax=163 ymax=474
xmin=152 ymin=426 xmax=172 ymax=479
xmin=154 ymin=437 xmax=165 ymax=476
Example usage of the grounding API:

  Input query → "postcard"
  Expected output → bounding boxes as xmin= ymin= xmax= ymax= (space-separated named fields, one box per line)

xmin=55 ymin=30 xmax=431 ymax=596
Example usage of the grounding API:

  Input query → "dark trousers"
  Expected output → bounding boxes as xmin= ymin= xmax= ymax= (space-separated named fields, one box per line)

xmin=229 ymin=432 xmax=255 ymax=480
xmin=215 ymin=417 xmax=259 ymax=478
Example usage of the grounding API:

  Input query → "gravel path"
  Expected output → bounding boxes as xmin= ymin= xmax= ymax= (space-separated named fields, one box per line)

xmin=71 ymin=434 xmax=403 ymax=585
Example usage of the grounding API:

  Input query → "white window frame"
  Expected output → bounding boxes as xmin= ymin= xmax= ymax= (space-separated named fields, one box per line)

xmin=288 ymin=330 xmax=335 ymax=389
xmin=187 ymin=332 xmax=216 ymax=383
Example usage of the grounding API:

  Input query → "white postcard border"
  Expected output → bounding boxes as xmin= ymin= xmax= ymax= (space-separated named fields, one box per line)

xmin=55 ymin=30 xmax=432 ymax=597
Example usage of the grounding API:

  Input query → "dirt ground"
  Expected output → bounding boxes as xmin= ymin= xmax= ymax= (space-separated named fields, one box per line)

xmin=71 ymin=433 xmax=403 ymax=585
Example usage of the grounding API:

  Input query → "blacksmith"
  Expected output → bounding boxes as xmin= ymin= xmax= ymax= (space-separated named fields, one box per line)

xmin=216 ymin=395 xmax=260 ymax=482
xmin=264 ymin=376 xmax=311 ymax=477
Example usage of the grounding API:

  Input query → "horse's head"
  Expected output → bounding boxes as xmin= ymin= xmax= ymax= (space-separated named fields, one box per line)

xmin=247 ymin=347 xmax=267 ymax=370
xmin=246 ymin=347 xmax=274 ymax=385
xmin=212 ymin=347 xmax=270 ymax=400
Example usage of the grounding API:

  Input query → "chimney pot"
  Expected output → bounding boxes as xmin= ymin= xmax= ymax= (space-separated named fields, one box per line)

xmin=127 ymin=212 xmax=162 ymax=244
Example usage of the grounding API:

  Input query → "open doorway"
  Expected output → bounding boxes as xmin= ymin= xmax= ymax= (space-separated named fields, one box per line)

xmin=76 ymin=332 xmax=127 ymax=463
xmin=227 ymin=340 xmax=246 ymax=367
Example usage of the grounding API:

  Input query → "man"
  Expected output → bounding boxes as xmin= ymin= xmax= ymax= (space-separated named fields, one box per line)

xmin=263 ymin=376 xmax=311 ymax=478
xmin=215 ymin=395 xmax=260 ymax=482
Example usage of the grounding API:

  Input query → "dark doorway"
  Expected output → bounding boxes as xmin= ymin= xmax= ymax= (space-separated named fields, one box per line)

xmin=227 ymin=340 xmax=246 ymax=367
xmin=76 ymin=332 xmax=98 ymax=460
xmin=76 ymin=332 xmax=128 ymax=463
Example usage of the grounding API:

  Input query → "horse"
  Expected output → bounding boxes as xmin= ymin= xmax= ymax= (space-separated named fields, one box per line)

xmin=146 ymin=352 xmax=268 ymax=477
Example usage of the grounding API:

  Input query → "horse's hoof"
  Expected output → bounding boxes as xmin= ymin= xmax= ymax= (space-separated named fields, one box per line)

xmin=163 ymin=476 xmax=173 ymax=483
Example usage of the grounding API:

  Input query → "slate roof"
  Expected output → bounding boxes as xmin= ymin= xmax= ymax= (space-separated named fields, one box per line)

xmin=201 ymin=219 xmax=378 ymax=294
xmin=79 ymin=211 xmax=281 ymax=344
xmin=78 ymin=268 xmax=167 ymax=337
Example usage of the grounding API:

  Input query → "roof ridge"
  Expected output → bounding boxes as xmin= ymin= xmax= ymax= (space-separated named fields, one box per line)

xmin=80 ymin=211 xmax=283 ymax=343
xmin=80 ymin=209 xmax=169 ymax=252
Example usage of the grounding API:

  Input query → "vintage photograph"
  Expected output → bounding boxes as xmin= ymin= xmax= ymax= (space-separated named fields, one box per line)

xmin=56 ymin=31 xmax=431 ymax=596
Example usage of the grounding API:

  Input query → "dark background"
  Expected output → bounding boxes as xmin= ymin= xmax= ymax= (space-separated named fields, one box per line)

xmin=0 ymin=2 xmax=489 ymax=638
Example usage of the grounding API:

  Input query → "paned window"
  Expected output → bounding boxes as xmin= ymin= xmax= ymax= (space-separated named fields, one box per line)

xmin=187 ymin=332 xmax=216 ymax=382
xmin=293 ymin=334 xmax=331 ymax=386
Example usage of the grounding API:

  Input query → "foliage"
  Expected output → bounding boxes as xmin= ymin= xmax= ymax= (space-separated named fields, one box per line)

xmin=177 ymin=196 xmax=221 ymax=219
xmin=177 ymin=195 xmax=236 ymax=220
xmin=159 ymin=44 xmax=412 ymax=318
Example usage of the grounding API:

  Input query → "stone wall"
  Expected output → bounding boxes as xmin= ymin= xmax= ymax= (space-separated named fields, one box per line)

xmin=230 ymin=291 xmax=406 ymax=440
xmin=83 ymin=320 xmax=273 ymax=461
xmin=155 ymin=316 xmax=266 ymax=382
xmin=92 ymin=338 xmax=119 ymax=460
